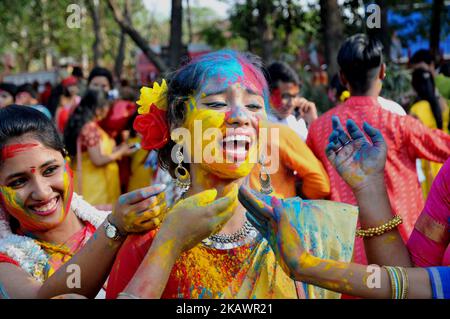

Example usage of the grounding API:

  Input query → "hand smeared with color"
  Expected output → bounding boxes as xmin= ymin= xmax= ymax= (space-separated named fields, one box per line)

xmin=325 ymin=116 xmax=387 ymax=192
xmin=162 ymin=183 xmax=238 ymax=252
xmin=238 ymin=185 xmax=305 ymax=279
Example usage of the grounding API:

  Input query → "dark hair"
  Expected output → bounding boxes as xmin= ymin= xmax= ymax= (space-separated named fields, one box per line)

xmin=158 ymin=49 xmax=270 ymax=177
xmin=329 ymin=73 xmax=347 ymax=100
xmin=337 ymin=33 xmax=383 ymax=94
xmin=0 ymin=83 xmax=18 ymax=99
xmin=47 ymin=84 xmax=63 ymax=116
xmin=411 ymin=68 xmax=447 ymax=130
xmin=266 ymin=61 xmax=300 ymax=90
xmin=64 ymin=90 xmax=109 ymax=156
xmin=88 ymin=67 xmax=113 ymax=89
xmin=410 ymin=49 xmax=434 ymax=66
xmin=72 ymin=66 xmax=84 ymax=78
xmin=17 ymin=83 xmax=38 ymax=99
xmin=440 ymin=62 xmax=450 ymax=77
xmin=0 ymin=105 xmax=65 ymax=164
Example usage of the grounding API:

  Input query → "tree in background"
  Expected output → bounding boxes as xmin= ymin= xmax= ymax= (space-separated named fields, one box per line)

xmin=319 ymin=0 xmax=344 ymax=77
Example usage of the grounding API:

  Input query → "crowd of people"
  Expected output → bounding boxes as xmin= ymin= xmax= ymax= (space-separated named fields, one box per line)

xmin=0 ymin=33 xmax=448 ymax=299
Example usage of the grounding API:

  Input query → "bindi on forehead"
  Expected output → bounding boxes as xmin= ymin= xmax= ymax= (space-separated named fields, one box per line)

xmin=2 ymin=143 xmax=39 ymax=160
xmin=30 ymin=167 xmax=36 ymax=174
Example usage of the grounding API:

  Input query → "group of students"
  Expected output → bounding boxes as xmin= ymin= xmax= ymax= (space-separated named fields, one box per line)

xmin=0 ymin=33 xmax=448 ymax=299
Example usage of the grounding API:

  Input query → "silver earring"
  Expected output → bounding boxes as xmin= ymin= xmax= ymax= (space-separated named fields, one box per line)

xmin=174 ymin=145 xmax=191 ymax=193
xmin=259 ymin=154 xmax=273 ymax=195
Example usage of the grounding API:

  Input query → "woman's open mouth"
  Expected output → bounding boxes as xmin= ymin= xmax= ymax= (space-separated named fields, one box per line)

xmin=28 ymin=196 xmax=60 ymax=217
xmin=221 ymin=134 xmax=253 ymax=162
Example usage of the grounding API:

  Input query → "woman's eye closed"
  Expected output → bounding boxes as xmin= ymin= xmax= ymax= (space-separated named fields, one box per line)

xmin=8 ymin=178 xmax=27 ymax=188
xmin=246 ymin=103 xmax=263 ymax=110
xmin=43 ymin=165 xmax=60 ymax=176
xmin=204 ymin=102 xmax=227 ymax=108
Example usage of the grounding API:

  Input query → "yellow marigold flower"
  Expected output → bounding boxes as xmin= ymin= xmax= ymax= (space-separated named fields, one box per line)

xmin=136 ymin=79 xmax=168 ymax=114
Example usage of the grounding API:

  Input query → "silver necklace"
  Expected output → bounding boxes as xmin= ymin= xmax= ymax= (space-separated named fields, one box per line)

xmin=201 ymin=220 xmax=259 ymax=250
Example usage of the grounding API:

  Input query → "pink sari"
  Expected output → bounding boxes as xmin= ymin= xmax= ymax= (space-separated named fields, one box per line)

xmin=407 ymin=158 xmax=450 ymax=266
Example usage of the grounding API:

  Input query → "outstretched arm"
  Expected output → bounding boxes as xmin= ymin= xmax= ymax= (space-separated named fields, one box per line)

xmin=239 ymin=186 xmax=431 ymax=299
xmin=118 ymin=184 xmax=238 ymax=299
xmin=325 ymin=117 xmax=411 ymax=266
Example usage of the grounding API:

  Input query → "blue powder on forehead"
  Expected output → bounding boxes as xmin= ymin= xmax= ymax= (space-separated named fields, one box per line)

xmin=173 ymin=49 xmax=271 ymax=112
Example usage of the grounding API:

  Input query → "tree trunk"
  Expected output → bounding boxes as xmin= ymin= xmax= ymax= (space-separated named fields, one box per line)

xmin=319 ymin=0 xmax=344 ymax=77
xmin=430 ymin=0 xmax=443 ymax=62
xmin=169 ymin=0 xmax=183 ymax=69
xmin=186 ymin=0 xmax=193 ymax=44
xmin=256 ymin=0 xmax=274 ymax=63
xmin=87 ymin=0 xmax=103 ymax=66
xmin=106 ymin=0 xmax=168 ymax=73
xmin=114 ymin=0 xmax=130 ymax=79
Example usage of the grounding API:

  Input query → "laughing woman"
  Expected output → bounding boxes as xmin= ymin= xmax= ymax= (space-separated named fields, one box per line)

xmin=106 ymin=50 xmax=358 ymax=299
xmin=0 ymin=105 xmax=167 ymax=298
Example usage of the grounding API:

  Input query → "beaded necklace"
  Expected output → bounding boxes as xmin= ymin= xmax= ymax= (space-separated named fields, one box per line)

xmin=33 ymin=239 xmax=74 ymax=257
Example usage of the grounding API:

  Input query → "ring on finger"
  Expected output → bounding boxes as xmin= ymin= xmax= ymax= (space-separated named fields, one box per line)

xmin=334 ymin=145 xmax=344 ymax=154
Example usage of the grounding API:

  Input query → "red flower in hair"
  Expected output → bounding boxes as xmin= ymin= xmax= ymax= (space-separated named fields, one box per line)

xmin=133 ymin=104 xmax=169 ymax=150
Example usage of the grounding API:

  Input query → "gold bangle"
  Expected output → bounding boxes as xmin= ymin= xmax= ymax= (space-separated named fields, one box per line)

xmin=383 ymin=266 xmax=399 ymax=299
xmin=356 ymin=215 xmax=402 ymax=238
xmin=117 ymin=292 xmax=140 ymax=299
xmin=396 ymin=266 xmax=409 ymax=299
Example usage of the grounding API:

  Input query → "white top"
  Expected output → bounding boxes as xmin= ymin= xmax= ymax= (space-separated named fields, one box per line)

xmin=268 ymin=113 xmax=308 ymax=141
xmin=377 ymin=96 xmax=406 ymax=116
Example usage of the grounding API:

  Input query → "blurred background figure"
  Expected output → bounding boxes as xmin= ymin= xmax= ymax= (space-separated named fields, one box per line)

xmin=327 ymin=73 xmax=349 ymax=105
xmin=55 ymin=75 xmax=80 ymax=133
xmin=390 ymin=31 xmax=403 ymax=63
xmin=266 ymin=61 xmax=318 ymax=141
xmin=15 ymin=83 xmax=39 ymax=106
xmin=409 ymin=68 xmax=449 ymax=197
xmin=0 ymin=83 xmax=17 ymax=108
xmin=64 ymin=90 xmax=133 ymax=210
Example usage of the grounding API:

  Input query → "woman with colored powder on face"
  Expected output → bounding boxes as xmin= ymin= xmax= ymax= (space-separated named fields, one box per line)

xmin=106 ymin=50 xmax=358 ymax=299
xmin=240 ymin=117 xmax=449 ymax=299
xmin=0 ymin=105 xmax=170 ymax=299
xmin=64 ymin=90 xmax=132 ymax=210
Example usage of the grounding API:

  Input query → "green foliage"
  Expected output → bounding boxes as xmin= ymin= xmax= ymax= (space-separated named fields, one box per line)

xmin=381 ymin=63 xmax=413 ymax=108
xmin=0 ymin=0 xmax=153 ymax=73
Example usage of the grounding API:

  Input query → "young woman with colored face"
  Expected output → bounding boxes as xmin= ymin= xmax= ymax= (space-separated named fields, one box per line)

xmin=0 ymin=105 xmax=167 ymax=299
xmin=64 ymin=90 xmax=133 ymax=210
xmin=240 ymin=117 xmax=449 ymax=299
xmin=106 ymin=50 xmax=358 ymax=299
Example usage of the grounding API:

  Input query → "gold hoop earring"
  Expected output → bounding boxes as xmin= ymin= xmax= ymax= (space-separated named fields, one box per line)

xmin=174 ymin=145 xmax=191 ymax=193
xmin=259 ymin=154 xmax=273 ymax=195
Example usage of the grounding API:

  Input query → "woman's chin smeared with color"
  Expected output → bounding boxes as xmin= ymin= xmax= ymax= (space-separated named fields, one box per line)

xmin=181 ymin=55 xmax=268 ymax=180
xmin=0 ymin=141 xmax=74 ymax=232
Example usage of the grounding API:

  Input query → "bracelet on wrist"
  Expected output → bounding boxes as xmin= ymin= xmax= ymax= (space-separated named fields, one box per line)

xmin=117 ymin=292 xmax=140 ymax=299
xmin=383 ymin=266 xmax=409 ymax=299
xmin=356 ymin=215 xmax=402 ymax=238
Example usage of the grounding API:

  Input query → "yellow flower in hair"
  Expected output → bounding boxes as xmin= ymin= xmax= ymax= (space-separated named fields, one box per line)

xmin=136 ymin=79 xmax=168 ymax=114
xmin=339 ymin=90 xmax=350 ymax=102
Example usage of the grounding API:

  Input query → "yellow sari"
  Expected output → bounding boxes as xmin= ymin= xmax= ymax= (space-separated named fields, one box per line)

xmin=73 ymin=124 xmax=121 ymax=207
xmin=127 ymin=136 xmax=153 ymax=192
xmin=410 ymin=100 xmax=449 ymax=197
